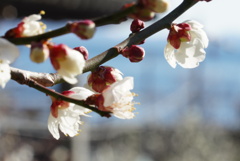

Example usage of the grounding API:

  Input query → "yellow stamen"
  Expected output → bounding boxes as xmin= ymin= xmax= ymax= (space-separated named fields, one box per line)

xmin=40 ymin=10 xmax=45 ymax=15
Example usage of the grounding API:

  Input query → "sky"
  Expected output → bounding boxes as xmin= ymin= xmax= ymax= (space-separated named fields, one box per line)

xmin=169 ymin=0 xmax=240 ymax=38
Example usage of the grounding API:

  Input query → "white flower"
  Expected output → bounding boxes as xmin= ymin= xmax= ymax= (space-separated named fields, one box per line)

xmin=50 ymin=44 xmax=86 ymax=84
xmin=164 ymin=20 xmax=208 ymax=68
xmin=22 ymin=14 xmax=46 ymax=37
xmin=0 ymin=38 xmax=19 ymax=88
xmin=48 ymin=87 xmax=94 ymax=140
xmin=101 ymin=77 xmax=136 ymax=119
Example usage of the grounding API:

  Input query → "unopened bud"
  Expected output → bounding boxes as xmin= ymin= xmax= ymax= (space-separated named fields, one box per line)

xmin=74 ymin=46 xmax=89 ymax=60
xmin=139 ymin=0 xmax=169 ymax=13
xmin=131 ymin=19 xmax=145 ymax=33
xmin=30 ymin=42 xmax=49 ymax=63
xmin=167 ymin=23 xmax=191 ymax=49
xmin=88 ymin=66 xmax=123 ymax=93
xmin=128 ymin=7 xmax=155 ymax=21
xmin=70 ymin=20 xmax=96 ymax=39
xmin=121 ymin=45 xmax=145 ymax=62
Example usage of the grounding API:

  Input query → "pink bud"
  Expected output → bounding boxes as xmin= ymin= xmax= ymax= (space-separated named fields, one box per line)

xmin=167 ymin=23 xmax=191 ymax=49
xmin=70 ymin=20 xmax=96 ymax=39
xmin=73 ymin=46 xmax=89 ymax=60
xmin=30 ymin=41 xmax=50 ymax=63
xmin=131 ymin=19 xmax=145 ymax=33
xmin=88 ymin=66 xmax=123 ymax=93
xmin=121 ymin=45 xmax=145 ymax=62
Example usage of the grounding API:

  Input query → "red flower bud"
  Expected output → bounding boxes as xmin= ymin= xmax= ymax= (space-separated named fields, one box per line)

xmin=131 ymin=19 xmax=145 ymax=33
xmin=88 ymin=66 xmax=123 ymax=93
xmin=73 ymin=46 xmax=89 ymax=60
xmin=121 ymin=45 xmax=145 ymax=62
xmin=167 ymin=23 xmax=191 ymax=49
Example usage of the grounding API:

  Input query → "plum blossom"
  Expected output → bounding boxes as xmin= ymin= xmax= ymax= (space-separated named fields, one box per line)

xmin=0 ymin=38 xmax=19 ymax=88
xmin=48 ymin=87 xmax=94 ymax=140
xmin=21 ymin=14 xmax=46 ymax=37
xmin=5 ymin=13 xmax=46 ymax=38
xmin=98 ymin=77 xmax=136 ymax=119
xmin=164 ymin=20 xmax=208 ymax=68
xmin=49 ymin=44 xmax=85 ymax=84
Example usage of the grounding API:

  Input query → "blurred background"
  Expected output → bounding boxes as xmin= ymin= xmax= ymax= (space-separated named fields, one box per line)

xmin=0 ymin=0 xmax=240 ymax=161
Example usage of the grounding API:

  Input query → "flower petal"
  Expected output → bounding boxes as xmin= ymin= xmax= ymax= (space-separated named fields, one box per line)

xmin=48 ymin=114 xmax=60 ymax=140
xmin=0 ymin=62 xmax=11 ymax=88
xmin=0 ymin=38 xmax=19 ymax=63
xmin=164 ymin=43 xmax=177 ymax=68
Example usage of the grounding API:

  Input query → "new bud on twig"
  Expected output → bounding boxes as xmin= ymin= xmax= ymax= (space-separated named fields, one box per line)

xmin=130 ymin=19 xmax=145 ymax=33
xmin=87 ymin=66 xmax=123 ymax=93
xmin=138 ymin=0 xmax=169 ymax=13
xmin=123 ymin=3 xmax=155 ymax=21
xmin=167 ymin=23 xmax=191 ymax=49
xmin=121 ymin=45 xmax=145 ymax=62
xmin=70 ymin=20 xmax=96 ymax=39
xmin=30 ymin=41 xmax=50 ymax=63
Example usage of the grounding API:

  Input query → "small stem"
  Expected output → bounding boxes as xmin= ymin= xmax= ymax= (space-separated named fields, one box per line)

xmin=7 ymin=25 xmax=70 ymax=45
xmin=94 ymin=5 xmax=136 ymax=26
xmin=5 ymin=4 xmax=137 ymax=45
xmin=28 ymin=79 xmax=110 ymax=117
xmin=83 ymin=0 xmax=198 ymax=73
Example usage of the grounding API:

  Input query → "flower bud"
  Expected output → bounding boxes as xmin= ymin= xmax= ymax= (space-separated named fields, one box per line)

xmin=167 ymin=23 xmax=191 ymax=49
xmin=130 ymin=19 xmax=145 ymax=33
xmin=88 ymin=66 xmax=123 ymax=93
xmin=73 ymin=46 xmax=89 ymax=60
xmin=49 ymin=44 xmax=85 ymax=84
xmin=4 ymin=14 xmax=46 ymax=38
xmin=121 ymin=45 xmax=145 ymax=62
xmin=128 ymin=7 xmax=155 ymax=21
xmin=138 ymin=0 xmax=169 ymax=13
xmin=70 ymin=20 xmax=96 ymax=39
xmin=30 ymin=42 xmax=50 ymax=63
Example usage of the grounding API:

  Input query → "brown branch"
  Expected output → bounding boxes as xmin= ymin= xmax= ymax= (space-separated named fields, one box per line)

xmin=10 ymin=67 xmax=62 ymax=87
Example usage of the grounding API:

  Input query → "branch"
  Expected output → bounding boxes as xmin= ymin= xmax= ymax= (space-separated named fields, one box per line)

xmin=84 ymin=0 xmax=198 ymax=72
xmin=10 ymin=0 xmax=199 ymax=116
xmin=5 ymin=5 xmax=136 ymax=45
xmin=10 ymin=69 xmax=109 ymax=117
xmin=10 ymin=67 xmax=62 ymax=87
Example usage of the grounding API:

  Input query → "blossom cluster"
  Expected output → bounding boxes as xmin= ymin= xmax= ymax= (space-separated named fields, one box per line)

xmin=0 ymin=0 xmax=212 ymax=140
xmin=48 ymin=66 xmax=136 ymax=139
